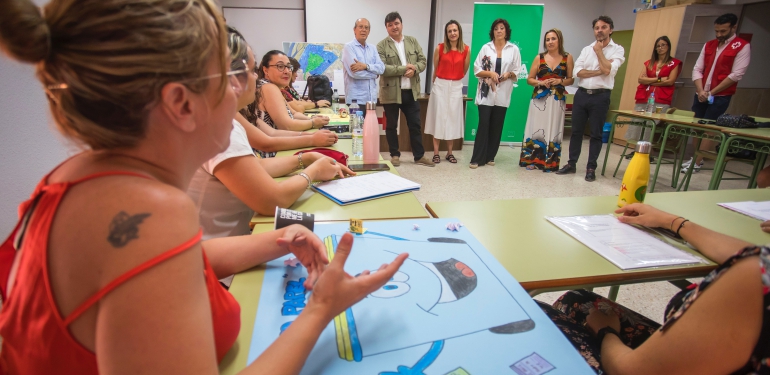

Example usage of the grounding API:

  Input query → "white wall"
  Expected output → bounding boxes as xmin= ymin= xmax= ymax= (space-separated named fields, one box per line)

xmin=738 ymin=1 xmax=770 ymax=88
xmin=306 ymin=0 xmax=433 ymax=93
xmin=602 ymin=0 xmax=640 ymax=31
xmin=0 ymin=0 xmax=71 ymax=236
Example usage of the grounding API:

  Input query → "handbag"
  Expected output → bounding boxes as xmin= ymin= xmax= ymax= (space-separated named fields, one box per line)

xmin=716 ymin=114 xmax=757 ymax=129
xmin=294 ymin=148 xmax=349 ymax=166
xmin=302 ymin=75 xmax=333 ymax=103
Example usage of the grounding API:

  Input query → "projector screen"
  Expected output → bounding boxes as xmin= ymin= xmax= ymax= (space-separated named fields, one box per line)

xmin=306 ymin=0 xmax=432 ymax=93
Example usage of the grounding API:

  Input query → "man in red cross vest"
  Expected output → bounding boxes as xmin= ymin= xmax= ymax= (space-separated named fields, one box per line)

xmin=684 ymin=13 xmax=751 ymax=173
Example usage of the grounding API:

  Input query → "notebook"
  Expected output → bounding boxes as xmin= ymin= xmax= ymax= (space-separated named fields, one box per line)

xmin=312 ymin=171 xmax=420 ymax=205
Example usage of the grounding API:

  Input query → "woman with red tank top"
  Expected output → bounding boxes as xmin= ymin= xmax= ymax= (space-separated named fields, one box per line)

xmin=0 ymin=1 xmax=405 ymax=374
xmin=425 ymin=20 xmax=470 ymax=164
xmin=627 ymin=36 xmax=682 ymax=144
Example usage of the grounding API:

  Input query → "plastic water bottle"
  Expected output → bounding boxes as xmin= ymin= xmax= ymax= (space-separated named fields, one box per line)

xmin=349 ymin=99 xmax=360 ymax=115
xmin=618 ymin=141 xmax=651 ymax=207
xmin=331 ymin=89 xmax=339 ymax=112
xmin=645 ymin=91 xmax=655 ymax=114
xmin=352 ymin=111 xmax=364 ymax=160
xmin=363 ymin=102 xmax=380 ymax=164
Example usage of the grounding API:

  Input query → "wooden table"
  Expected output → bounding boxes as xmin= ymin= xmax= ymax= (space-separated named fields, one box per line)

xmin=712 ymin=126 xmax=770 ymax=190
xmin=603 ymin=109 xmax=728 ymax=192
xmin=252 ymin=141 xmax=428 ymax=226
xmin=248 ymin=160 xmax=429 ymax=226
xmin=604 ymin=110 xmax=770 ymax=192
xmin=425 ymin=189 xmax=770 ymax=295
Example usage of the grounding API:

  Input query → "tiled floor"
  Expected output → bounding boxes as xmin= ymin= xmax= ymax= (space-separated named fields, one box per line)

xmin=385 ymin=133 xmax=756 ymax=323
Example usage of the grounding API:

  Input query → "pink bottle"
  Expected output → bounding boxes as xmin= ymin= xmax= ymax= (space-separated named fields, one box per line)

xmin=363 ymin=101 xmax=380 ymax=164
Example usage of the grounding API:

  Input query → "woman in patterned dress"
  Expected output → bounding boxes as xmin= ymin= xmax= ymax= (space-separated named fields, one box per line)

xmin=520 ymin=28 xmax=574 ymax=172
xmin=539 ymin=203 xmax=769 ymax=375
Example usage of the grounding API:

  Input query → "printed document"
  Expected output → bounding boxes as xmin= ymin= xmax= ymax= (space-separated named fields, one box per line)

xmin=546 ymin=215 xmax=705 ymax=270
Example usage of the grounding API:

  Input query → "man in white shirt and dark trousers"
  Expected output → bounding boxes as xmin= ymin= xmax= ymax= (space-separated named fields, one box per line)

xmin=683 ymin=13 xmax=751 ymax=173
xmin=556 ymin=16 xmax=625 ymax=182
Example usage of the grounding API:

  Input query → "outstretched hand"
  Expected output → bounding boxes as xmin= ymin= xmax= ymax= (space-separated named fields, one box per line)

xmin=307 ymin=233 xmax=408 ymax=321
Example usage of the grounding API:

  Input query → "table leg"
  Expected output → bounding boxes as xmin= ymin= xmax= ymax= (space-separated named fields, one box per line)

xmin=748 ymin=152 xmax=767 ymax=189
xmin=601 ymin=112 xmax=620 ymax=176
xmin=608 ymin=285 xmax=620 ymax=301
xmin=673 ymin=135 xmax=688 ymax=188
xmin=708 ymin=134 xmax=729 ymax=190
xmin=682 ymin=137 xmax=703 ymax=191
xmin=650 ymin=124 xmax=671 ymax=193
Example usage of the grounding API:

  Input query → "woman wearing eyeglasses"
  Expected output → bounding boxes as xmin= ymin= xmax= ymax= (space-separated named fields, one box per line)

xmin=0 ymin=1 xmax=405 ymax=373
xmin=283 ymin=57 xmax=332 ymax=114
xmin=626 ymin=36 xmax=681 ymax=144
xmin=188 ymin=28 xmax=355 ymax=272
xmin=241 ymin=50 xmax=331 ymax=132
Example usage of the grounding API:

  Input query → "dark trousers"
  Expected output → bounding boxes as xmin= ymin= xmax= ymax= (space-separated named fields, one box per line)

xmin=383 ymin=90 xmax=424 ymax=161
xmin=692 ymin=94 xmax=731 ymax=120
xmin=471 ymin=105 xmax=507 ymax=165
xmin=568 ymin=90 xmax=611 ymax=170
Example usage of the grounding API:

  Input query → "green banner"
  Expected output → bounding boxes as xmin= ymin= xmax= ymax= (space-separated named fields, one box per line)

xmin=465 ymin=4 xmax=544 ymax=143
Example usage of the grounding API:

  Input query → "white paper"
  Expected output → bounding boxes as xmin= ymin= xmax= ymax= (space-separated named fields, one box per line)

xmin=333 ymin=69 xmax=345 ymax=96
xmin=292 ymin=80 xmax=307 ymax=97
xmin=546 ymin=215 xmax=705 ymax=270
xmin=718 ymin=201 xmax=770 ymax=221
xmin=313 ymin=171 xmax=420 ymax=203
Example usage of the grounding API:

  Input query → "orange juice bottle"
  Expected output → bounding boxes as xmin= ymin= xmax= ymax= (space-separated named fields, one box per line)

xmin=618 ymin=141 xmax=651 ymax=208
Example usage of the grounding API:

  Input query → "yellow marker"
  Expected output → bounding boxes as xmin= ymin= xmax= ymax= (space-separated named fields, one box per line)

xmin=349 ymin=218 xmax=365 ymax=234
xmin=618 ymin=141 xmax=651 ymax=208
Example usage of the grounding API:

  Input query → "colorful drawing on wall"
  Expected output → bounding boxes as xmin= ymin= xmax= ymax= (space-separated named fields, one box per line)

xmin=247 ymin=219 xmax=595 ymax=374
xmin=283 ymin=42 xmax=344 ymax=82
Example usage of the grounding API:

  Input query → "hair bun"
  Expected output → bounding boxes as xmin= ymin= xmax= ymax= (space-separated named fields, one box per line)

xmin=0 ymin=0 xmax=51 ymax=63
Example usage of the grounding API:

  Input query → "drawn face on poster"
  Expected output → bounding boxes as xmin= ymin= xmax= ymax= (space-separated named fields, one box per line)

xmin=297 ymin=235 xmax=533 ymax=367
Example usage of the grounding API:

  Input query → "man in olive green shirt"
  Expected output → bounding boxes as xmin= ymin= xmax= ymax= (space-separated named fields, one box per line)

xmin=377 ymin=11 xmax=432 ymax=167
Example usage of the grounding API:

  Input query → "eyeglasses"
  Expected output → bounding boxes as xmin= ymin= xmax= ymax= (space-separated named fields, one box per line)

xmin=655 ymin=44 xmax=668 ymax=49
xmin=182 ymin=59 xmax=249 ymax=96
xmin=45 ymin=60 xmax=251 ymax=97
xmin=268 ymin=64 xmax=294 ymax=72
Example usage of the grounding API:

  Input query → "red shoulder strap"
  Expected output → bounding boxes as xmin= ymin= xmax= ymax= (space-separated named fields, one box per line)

xmin=69 ymin=171 xmax=153 ymax=186
xmin=62 ymin=230 xmax=203 ymax=326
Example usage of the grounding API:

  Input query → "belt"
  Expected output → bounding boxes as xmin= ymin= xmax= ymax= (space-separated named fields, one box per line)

xmin=578 ymin=87 xmax=611 ymax=95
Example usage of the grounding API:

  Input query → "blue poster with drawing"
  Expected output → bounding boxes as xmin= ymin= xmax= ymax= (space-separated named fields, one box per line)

xmin=247 ymin=219 xmax=594 ymax=374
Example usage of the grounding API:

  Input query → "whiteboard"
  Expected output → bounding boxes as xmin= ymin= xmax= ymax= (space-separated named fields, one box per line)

xmin=305 ymin=0 xmax=432 ymax=93
xmin=223 ymin=8 xmax=306 ymax=61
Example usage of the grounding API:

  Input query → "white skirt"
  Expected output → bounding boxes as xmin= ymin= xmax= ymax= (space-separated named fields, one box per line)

xmin=425 ymin=77 xmax=464 ymax=140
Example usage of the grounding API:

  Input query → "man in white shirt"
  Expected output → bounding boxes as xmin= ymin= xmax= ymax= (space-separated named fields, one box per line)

xmin=342 ymin=18 xmax=385 ymax=106
xmin=556 ymin=15 xmax=625 ymax=182
xmin=377 ymin=12 xmax=433 ymax=167
xmin=684 ymin=13 xmax=751 ymax=172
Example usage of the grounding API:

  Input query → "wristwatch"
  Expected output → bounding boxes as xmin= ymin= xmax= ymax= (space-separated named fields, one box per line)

xmin=657 ymin=77 xmax=662 ymax=83
xmin=596 ymin=326 xmax=620 ymax=345
xmin=366 ymin=64 xmax=370 ymax=71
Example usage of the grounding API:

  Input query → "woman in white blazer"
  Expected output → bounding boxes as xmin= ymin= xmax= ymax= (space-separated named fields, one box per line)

xmin=470 ymin=18 xmax=522 ymax=169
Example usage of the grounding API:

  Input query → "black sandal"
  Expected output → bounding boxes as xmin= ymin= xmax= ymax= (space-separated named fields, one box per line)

xmin=432 ymin=154 xmax=441 ymax=164
xmin=445 ymin=154 xmax=457 ymax=164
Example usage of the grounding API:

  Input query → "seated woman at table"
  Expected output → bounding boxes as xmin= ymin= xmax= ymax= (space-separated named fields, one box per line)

xmin=0 ymin=1 xmax=402 ymax=373
xmin=625 ymin=36 xmax=681 ymax=145
xmin=538 ymin=203 xmax=767 ymax=375
xmin=283 ymin=57 xmax=331 ymax=113
xmin=225 ymin=31 xmax=337 ymax=158
xmin=241 ymin=50 xmax=330 ymax=132
xmin=188 ymin=28 xmax=355 ymax=243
